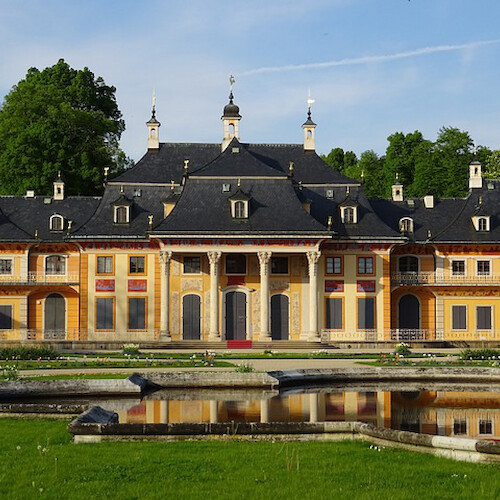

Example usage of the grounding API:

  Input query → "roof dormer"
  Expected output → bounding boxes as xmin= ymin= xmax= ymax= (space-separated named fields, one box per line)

xmin=339 ymin=188 xmax=358 ymax=224
xmin=472 ymin=215 xmax=490 ymax=232
xmin=228 ymin=181 xmax=251 ymax=219
xmin=49 ymin=214 xmax=64 ymax=232
xmin=399 ymin=217 xmax=414 ymax=234
xmin=111 ymin=190 xmax=133 ymax=224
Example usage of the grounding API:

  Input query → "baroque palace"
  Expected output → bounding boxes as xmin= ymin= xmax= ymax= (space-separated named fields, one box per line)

xmin=0 ymin=87 xmax=498 ymax=346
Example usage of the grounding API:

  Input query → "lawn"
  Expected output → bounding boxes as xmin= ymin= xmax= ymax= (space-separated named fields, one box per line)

xmin=0 ymin=419 xmax=499 ymax=499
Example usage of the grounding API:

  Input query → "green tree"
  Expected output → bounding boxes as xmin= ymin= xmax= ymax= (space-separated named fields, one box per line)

xmin=484 ymin=150 xmax=500 ymax=179
xmin=322 ymin=148 xmax=358 ymax=174
xmin=343 ymin=151 xmax=358 ymax=171
xmin=0 ymin=59 xmax=131 ymax=195
xmin=411 ymin=140 xmax=440 ymax=197
xmin=345 ymin=150 xmax=386 ymax=198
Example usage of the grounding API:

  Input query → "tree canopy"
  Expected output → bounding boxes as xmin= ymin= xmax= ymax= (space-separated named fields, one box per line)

xmin=0 ymin=59 xmax=131 ymax=196
xmin=323 ymin=127 xmax=494 ymax=199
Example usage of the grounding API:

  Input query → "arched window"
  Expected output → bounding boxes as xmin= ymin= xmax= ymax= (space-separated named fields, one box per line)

xmin=234 ymin=201 xmax=245 ymax=219
xmin=399 ymin=256 xmax=419 ymax=273
xmin=115 ymin=206 xmax=129 ymax=224
xmin=49 ymin=214 xmax=64 ymax=231
xmin=343 ymin=207 xmax=355 ymax=224
xmin=399 ymin=217 xmax=414 ymax=233
xmin=228 ymin=123 xmax=235 ymax=135
xmin=46 ymin=255 xmax=66 ymax=275
xmin=478 ymin=217 xmax=488 ymax=231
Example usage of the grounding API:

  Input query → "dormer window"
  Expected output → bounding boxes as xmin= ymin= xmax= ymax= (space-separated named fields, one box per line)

xmin=229 ymin=188 xmax=251 ymax=219
xmin=472 ymin=215 xmax=490 ymax=232
xmin=340 ymin=206 xmax=357 ymax=224
xmin=234 ymin=201 xmax=247 ymax=219
xmin=114 ymin=206 xmax=129 ymax=224
xmin=399 ymin=217 xmax=414 ymax=233
xmin=49 ymin=214 xmax=64 ymax=232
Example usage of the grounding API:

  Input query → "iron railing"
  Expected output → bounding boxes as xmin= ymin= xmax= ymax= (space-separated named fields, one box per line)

xmin=392 ymin=272 xmax=500 ymax=286
xmin=0 ymin=273 xmax=79 ymax=285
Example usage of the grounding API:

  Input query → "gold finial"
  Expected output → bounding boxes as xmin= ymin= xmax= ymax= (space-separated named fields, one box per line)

xmin=184 ymin=159 xmax=189 ymax=171
xmin=34 ymin=230 xmax=38 ymax=239
xmin=396 ymin=172 xmax=399 ymax=181
xmin=361 ymin=170 xmax=365 ymax=179
xmin=148 ymin=214 xmax=154 ymax=227
xmin=120 ymin=185 xmax=124 ymax=194
xmin=427 ymin=229 xmax=432 ymax=239
xmin=170 ymin=180 xmax=175 ymax=191
xmin=289 ymin=161 xmax=294 ymax=174
xmin=479 ymin=195 xmax=483 ymax=205
xmin=67 ymin=220 xmax=72 ymax=232
xmin=327 ymin=216 xmax=333 ymax=230
xmin=104 ymin=167 xmax=110 ymax=181
xmin=57 ymin=170 xmax=61 ymax=180
xmin=346 ymin=186 xmax=350 ymax=196
xmin=237 ymin=178 xmax=241 ymax=188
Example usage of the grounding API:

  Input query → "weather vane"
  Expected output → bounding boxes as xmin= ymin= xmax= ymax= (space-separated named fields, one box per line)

xmin=152 ymin=89 xmax=156 ymax=111
xmin=229 ymin=75 xmax=235 ymax=92
xmin=307 ymin=88 xmax=315 ymax=113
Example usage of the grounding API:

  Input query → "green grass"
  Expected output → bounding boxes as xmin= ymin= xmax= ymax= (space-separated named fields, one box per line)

xmin=20 ymin=373 xmax=131 ymax=381
xmin=360 ymin=360 xmax=500 ymax=368
xmin=0 ymin=419 xmax=499 ymax=499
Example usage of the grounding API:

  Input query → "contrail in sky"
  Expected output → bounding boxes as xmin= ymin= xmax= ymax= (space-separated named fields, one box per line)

xmin=239 ymin=40 xmax=500 ymax=76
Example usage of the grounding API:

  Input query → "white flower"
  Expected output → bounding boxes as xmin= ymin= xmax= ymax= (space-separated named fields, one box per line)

xmin=16 ymin=445 xmax=21 ymax=450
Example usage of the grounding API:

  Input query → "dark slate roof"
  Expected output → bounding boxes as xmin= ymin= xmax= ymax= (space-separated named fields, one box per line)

xmin=0 ymin=196 xmax=101 ymax=242
xmin=153 ymin=178 xmax=328 ymax=234
xmin=191 ymin=138 xmax=287 ymax=178
xmin=72 ymin=185 xmax=167 ymax=238
xmin=110 ymin=140 xmax=358 ymax=186
xmin=301 ymin=185 xmax=401 ymax=239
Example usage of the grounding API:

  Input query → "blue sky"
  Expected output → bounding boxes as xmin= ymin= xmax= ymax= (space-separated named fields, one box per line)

xmin=1 ymin=0 xmax=500 ymax=161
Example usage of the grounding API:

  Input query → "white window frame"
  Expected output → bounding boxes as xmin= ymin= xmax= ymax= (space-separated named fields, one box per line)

xmin=478 ymin=417 xmax=494 ymax=436
xmin=49 ymin=214 xmax=64 ymax=231
xmin=45 ymin=255 xmax=67 ymax=276
xmin=114 ymin=205 xmax=130 ymax=224
xmin=230 ymin=200 xmax=248 ymax=219
xmin=0 ymin=258 xmax=13 ymax=275
xmin=399 ymin=217 xmax=414 ymax=233
xmin=476 ymin=259 xmax=491 ymax=277
xmin=451 ymin=259 xmax=466 ymax=277
xmin=341 ymin=206 xmax=357 ymax=224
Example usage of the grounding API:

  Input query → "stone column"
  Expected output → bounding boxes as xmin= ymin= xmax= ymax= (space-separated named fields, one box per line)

xmin=159 ymin=251 xmax=172 ymax=340
xmin=209 ymin=400 xmax=218 ymax=423
xmin=309 ymin=393 xmax=319 ymax=423
xmin=307 ymin=250 xmax=321 ymax=341
xmin=260 ymin=399 xmax=270 ymax=423
xmin=258 ymin=251 xmax=272 ymax=341
xmin=208 ymin=251 xmax=222 ymax=341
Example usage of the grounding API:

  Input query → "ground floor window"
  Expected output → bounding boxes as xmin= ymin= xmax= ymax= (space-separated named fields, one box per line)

xmin=96 ymin=298 xmax=114 ymax=330
xmin=451 ymin=305 xmax=467 ymax=330
xmin=0 ymin=305 xmax=13 ymax=329
xmin=479 ymin=419 xmax=492 ymax=435
xmin=358 ymin=298 xmax=375 ymax=329
xmin=476 ymin=306 xmax=492 ymax=330
xmin=325 ymin=298 xmax=342 ymax=329
xmin=183 ymin=256 xmax=201 ymax=274
xmin=453 ymin=419 xmax=467 ymax=435
xmin=129 ymin=297 xmax=146 ymax=330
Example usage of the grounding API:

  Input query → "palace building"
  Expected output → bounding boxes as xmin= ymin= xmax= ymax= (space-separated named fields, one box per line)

xmin=0 ymin=86 xmax=498 ymax=346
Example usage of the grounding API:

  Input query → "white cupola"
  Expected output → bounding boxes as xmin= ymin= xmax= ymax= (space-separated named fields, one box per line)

xmin=222 ymin=75 xmax=241 ymax=151
xmin=302 ymin=92 xmax=316 ymax=151
xmin=53 ymin=172 xmax=65 ymax=200
xmin=392 ymin=174 xmax=403 ymax=202
xmin=146 ymin=91 xmax=161 ymax=150
xmin=469 ymin=160 xmax=482 ymax=189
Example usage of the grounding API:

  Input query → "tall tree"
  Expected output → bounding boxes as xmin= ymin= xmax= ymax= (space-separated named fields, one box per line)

xmin=0 ymin=59 xmax=131 ymax=195
xmin=345 ymin=150 xmax=386 ymax=198
xmin=484 ymin=150 xmax=500 ymax=179
xmin=322 ymin=147 xmax=358 ymax=174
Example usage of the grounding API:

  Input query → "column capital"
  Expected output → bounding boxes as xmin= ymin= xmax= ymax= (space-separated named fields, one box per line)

xmin=159 ymin=250 xmax=173 ymax=264
xmin=257 ymin=251 xmax=272 ymax=265
xmin=207 ymin=251 xmax=222 ymax=265
xmin=307 ymin=250 xmax=321 ymax=266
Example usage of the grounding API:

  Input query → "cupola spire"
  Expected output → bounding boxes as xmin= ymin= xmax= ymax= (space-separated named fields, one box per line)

xmin=222 ymin=75 xmax=241 ymax=151
xmin=146 ymin=89 xmax=161 ymax=150
xmin=302 ymin=89 xmax=316 ymax=151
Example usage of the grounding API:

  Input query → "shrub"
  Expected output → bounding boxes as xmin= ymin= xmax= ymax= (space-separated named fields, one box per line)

xmin=394 ymin=343 xmax=411 ymax=355
xmin=0 ymin=346 xmax=58 ymax=360
xmin=459 ymin=348 xmax=500 ymax=360
xmin=235 ymin=363 xmax=254 ymax=373
xmin=122 ymin=344 xmax=140 ymax=356
xmin=0 ymin=363 xmax=19 ymax=381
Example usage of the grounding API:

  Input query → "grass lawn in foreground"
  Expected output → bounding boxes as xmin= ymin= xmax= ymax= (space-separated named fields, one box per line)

xmin=0 ymin=419 xmax=499 ymax=499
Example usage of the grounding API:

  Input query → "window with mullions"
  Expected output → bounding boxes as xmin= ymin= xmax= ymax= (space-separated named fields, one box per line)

xmin=129 ymin=256 xmax=145 ymax=274
xmin=399 ymin=256 xmax=418 ymax=273
xmin=326 ymin=257 xmax=342 ymax=275
xmin=325 ymin=298 xmax=342 ymax=329
xmin=358 ymin=257 xmax=374 ymax=275
xmin=183 ymin=256 xmax=201 ymax=274
xmin=46 ymin=255 xmax=66 ymax=275
xmin=477 ymin=260 xmax=491 ymax=276
xmin=479 ymin=419 xmax=493 ymax=435
xmin=452 ymin=260 xmax=465 ymax=276
xmin=271 ymin=257 xmax=288 ymax=275
xmin=97 ymin=256 xmax=113 ymax=274
xmin=453 ymin=419 xmax=467 ymax=435
xmin=0 ymin=259 xmax=12 ymax=275
xmin=225 ymin=254 xmax=246 ymax=274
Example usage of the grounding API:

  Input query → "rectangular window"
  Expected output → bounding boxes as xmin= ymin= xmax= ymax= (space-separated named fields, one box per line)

xmin=477 ymin=260 xmax=491 ymax=276
xmin=271 ymin=257 xmax=288 ymax=275
xmin=325 ymin=298 xmax=342 ymax=329
xmin=358 ymin=298 xmax=375 ymax=330
xmin=453 ymin=419 xmax=467 ymax=435
xmin=46 ymin=255 xmax=66 ymax=275
xmin=451 ymin=305 xmax=467 ymax=330
xmin=358 ymin=257 xmax=374 ymax=275
xmin=477 ymin=306 xmax=492 ymax=330
xmin=0 ymin=305 xmax=13 ymax=329
xmin=225 ymin=254 xmax=246 ymax=275
xmin=183 ymin=256 xmax=201 ymax=274
xmin=452 ymin=260 xmax=465 ymax=276
xmin=0 ymin=259 xmax=12 ymax=275
xmin=479 ymin=419 xmax=492 ymax=435
xmin=97 ymin=256 xmax=113 ymax=274
xmin=96 ymin=298 xmax=114 ymax=330
xmin=129 ymin=256 xmax=145 ymax=274
xmin=129 ymin=298 xmax=146 ymax=330
xmin=326 ymin=257 xmax=342 ymax=275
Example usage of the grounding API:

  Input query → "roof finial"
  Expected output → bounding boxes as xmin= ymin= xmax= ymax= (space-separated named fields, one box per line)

xmin=346 ymin=186 xmax=350 ymax=196
xmin=170 ymin=180 xmax=175 ymax=192
xmin=479 ymin=195 xmax=483 ymax=205
xmin=396 ymin=172 xmax=399 ymax=181
xmin=327 ymin=216 xmax=333 ymax=231
xmin=184 ymin=159 xmax=189 ymax=171
xmin=229 ymin=74 xmax=235 ymax=101
xmin=237 ymin=177 xmax=241 ymax=188
xmin=152 ymin=88 xmax=156 ymax=119
xmin=307 ymin=88 xmax=315 ymax=119
xmin=120 ymin=185 xmax=124 ymax=194
xmin=289 ymin=161 xmax=294 ymax=176
xmin=57 ymin=170 xmax=61 ymax=180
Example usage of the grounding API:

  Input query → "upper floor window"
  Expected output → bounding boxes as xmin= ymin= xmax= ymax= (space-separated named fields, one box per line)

xmin=399 ymin=217 xmax=414 ymax=233
xmin=225 ymin=254 xmax=246 ymax=275
xmin=341 ymin=206 xmax=356 ymax=224
xmin=129 ymin=256 xmax=146 ymax=274
xmin=478 ymin=217 xmax=489 ymax=231
xmin=326 ymin=256 xmax=342 ymax=275
xmin=452 ymin=260 xmax=465 ymax=276
xmin=49 ymin=214 xmax=64 ymax=231
xmin=271 ymin=257 xmax=288 ymax=275
xmin=399 ymin=256 xmax=418 ymax=273
xmin=183 ymin=256 xmax=201 ymax=274
xmin=114 ymin=206 xmax=129 ymax=224
xmin=477 ymin=260 xmax=491 ymax=276
xmin=0 ymin=259 xmax=12 ymax=275
xmin=234 ymin=201 xmax=247 ymax=219
xmin=97 ymin=256 xmax=113 ymax=275
xmin=46 ymin=255 xmax=66 ymax=275
xmin=358 ymin=256 xmax=374 ymax=275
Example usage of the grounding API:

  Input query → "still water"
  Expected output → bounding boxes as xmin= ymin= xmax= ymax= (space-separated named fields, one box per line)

xmin=97 ymin=385 xmax=500 ymax=440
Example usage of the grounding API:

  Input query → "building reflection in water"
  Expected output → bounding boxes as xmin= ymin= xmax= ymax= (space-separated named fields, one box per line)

xmin=114 ymin=390 xmax=500 ymax=439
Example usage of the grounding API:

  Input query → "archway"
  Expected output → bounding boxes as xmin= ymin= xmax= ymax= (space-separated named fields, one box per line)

xmin=44 ymin=293 xmax=65 ymax=337
xmin=225 ymin=291 xmax=247 ymax=340
xmin=398 ymin=294 xmax=420 ymax=329
xmin=182 ymin=294 xmax=201 ymax=340
xmin=271 ymin=294 xmax=289 ymax=340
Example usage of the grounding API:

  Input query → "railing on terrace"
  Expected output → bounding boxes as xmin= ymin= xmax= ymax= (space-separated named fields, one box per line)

xmin=19 ymin=330 xmax=162 ymax=342
xmin=0 ymin=273 xmax=79 ymax=285
xmin=391 ymin=272 xmax=500 ymax=286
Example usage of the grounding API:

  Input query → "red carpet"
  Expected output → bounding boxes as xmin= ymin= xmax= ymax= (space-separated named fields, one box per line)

xmin=227 ymin=340 xmax=253 ymax=349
